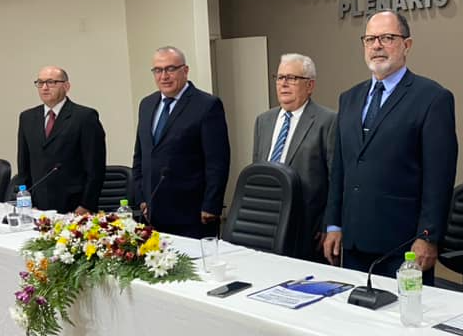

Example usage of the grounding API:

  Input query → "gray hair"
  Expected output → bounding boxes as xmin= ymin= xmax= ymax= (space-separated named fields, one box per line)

xmin=155 ymin=46 xmax=187 ymax=64
xmin=280 ymin=53 xmax=316 ymax=79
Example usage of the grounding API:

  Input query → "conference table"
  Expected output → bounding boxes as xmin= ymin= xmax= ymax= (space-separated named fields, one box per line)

xmin=0 ymin=229 xmax=462 ymax=336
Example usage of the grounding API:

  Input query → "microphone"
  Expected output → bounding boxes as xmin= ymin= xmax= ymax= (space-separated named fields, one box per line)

xmin=29 ymin=163 xmax=62 ymax=194
xmin=146 ymin=167 xmax=170 ymax=225
xmin=2 ymin=164 xmax=62 ymax=225
xmin=347 ymin=230 xmax=429 ymax=310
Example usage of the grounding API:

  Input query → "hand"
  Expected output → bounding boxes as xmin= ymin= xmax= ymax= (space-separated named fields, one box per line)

xmin=140 ymin=202 xmax=148 ymax=220
xmin=314 ymin=231 xmax=327 ymax=252
xmin=323 ymin=231 xmax=342 ymax=266
xmin=201 ymin=211 xmax=219 ymax=225
xmin=74 ymin=206 xmax=90 ymax=215
xmin=411 ymin=238 xmax=438 ymax=271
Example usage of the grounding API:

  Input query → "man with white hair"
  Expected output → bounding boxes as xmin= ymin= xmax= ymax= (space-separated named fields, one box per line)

xmin=253 ymin=53 xmax=336 ymax=261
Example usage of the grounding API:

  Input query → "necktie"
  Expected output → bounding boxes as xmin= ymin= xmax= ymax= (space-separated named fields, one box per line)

xmin=363 ymin=81 xmax=385 ymax=135
xmin=270 ymin=111 xmax=293 ymax=162
xmin=153 ymin=97 xmax=175 ymax=145
xmin=45 ymin=110 xmax=55 ymax=138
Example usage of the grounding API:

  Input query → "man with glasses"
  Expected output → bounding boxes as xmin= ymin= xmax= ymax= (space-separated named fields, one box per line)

xmin=132 ymin=46 xmax=230 ymax=239
xmin=324 ymin=10 xmax=458 ymax=284
xmin=253 ymin=53 xmax=336 ymax=261
xmin=17 ymin=66 xmax=106 ymax=214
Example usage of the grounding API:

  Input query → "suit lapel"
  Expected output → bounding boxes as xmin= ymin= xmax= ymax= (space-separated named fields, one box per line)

xmin=261 ymin=109 xmax=279 ymax=160
xmin=43 ymin=99 xmax=72 ymax=147
xmin=361 ymin=70 xmax=413 ymax=152
xmin=285 ymin=101 xmax=315 ymax=164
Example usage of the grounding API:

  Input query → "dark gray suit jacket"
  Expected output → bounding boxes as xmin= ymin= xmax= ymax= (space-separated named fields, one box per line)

xmin=253 ymin=99 xmax=337 ymax=259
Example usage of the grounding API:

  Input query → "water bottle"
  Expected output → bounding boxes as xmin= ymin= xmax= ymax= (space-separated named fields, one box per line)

xmin=397 ymin=251 xmax=423 ymax=327
xmin=16 ymin=185 xmax=33 ymax=225
xmin=116 ymin=199 xmax=133 ymax=219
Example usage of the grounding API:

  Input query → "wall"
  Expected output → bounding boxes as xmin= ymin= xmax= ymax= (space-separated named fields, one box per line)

xmin=219 ymin=0 xmax=463 ymax=184
xmin=0 ymin=0 xmax=134 ymax=170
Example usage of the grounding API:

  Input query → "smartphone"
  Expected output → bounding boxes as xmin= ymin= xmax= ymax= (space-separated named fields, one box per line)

xmin=207 ymin=281 xmax=252 ymax=298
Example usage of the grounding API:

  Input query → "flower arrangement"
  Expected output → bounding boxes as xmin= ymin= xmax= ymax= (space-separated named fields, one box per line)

xmin=10 ymin=213 xmax=198 ymax=336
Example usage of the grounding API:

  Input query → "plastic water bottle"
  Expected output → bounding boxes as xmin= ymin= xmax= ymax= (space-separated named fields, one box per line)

xmin=16 ymin=185 xmax=33 ymax=225
xmin=397 ymin=251 xmax=423 ymax=327
xmin=116 ymin=199 xmax=133 ymax=219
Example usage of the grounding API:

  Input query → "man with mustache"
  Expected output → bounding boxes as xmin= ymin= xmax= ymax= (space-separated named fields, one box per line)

xmin=132 ymin=46 xmax=230 ymax=238
xmin=323 ymin=10 xmax=458 ymax=284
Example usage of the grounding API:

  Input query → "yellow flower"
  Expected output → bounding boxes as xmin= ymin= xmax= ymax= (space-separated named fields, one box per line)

xmin=85 ymin=244 xmax=97 ymax=260
xmin=138 ymin=233 xmax=160 ymax=256
xmin=54 ymin=221 xmax=63 ymax=234
xmin=85 ymin=225 xmax=100 ymax=241
xmin=68 ymin=223 xmax=77 ymax=232
xmin=57 ymin=237 xmax=68 ymax=245
xmin=111 ymin=219 xmax=124 ymax=229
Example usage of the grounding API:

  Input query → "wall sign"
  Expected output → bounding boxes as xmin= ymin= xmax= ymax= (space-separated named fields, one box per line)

xmin=339 ymin=0 xmax=449 ymax=19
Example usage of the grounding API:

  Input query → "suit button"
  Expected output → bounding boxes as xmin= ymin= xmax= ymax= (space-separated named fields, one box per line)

xmin=353 ymin=185 xmax=360 ymax=191
xmin=358 ymin=158 xmax=364 ymax=164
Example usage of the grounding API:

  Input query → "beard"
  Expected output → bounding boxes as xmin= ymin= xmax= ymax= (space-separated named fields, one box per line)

xmin=366 ymin=58 xmax=393 ymax=79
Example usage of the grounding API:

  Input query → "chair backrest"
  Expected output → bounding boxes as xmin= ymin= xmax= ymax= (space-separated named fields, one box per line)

xmin=0 ymin=159 xmax=12 ymax=202
xmin=98 ymin=165 xmax=134 ymax=213
xmin=439 ymin=184 xmax=463 ymax=274
xmin=222 ymin=162 xmax=302 ymax=255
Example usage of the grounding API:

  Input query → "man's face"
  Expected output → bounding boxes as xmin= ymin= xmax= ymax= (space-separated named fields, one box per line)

xmin=276 ymin=61 xmax=314 ymax=112
xmin=152 ymin=50 xmax=189 ymax=97
xmin=364 ymin=12 xmax=412 ymax=80
xmin=36 ymin=67 xmax=70 ymax=108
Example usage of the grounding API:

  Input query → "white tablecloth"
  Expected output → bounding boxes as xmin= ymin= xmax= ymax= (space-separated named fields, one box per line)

xmin=0 ymin=230 xmax=461 ymax=336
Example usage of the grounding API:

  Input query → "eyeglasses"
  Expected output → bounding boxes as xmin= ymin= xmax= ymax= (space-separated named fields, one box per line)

xmin=151 ymin=64 xmax=185 ymax=75
xmin=273 ymin=74 xmax=311 ymax=85
xmin=34 ymin=79 xmax=66 ymax=88
xmin=360 ymin=34 xmax=407 ymax=47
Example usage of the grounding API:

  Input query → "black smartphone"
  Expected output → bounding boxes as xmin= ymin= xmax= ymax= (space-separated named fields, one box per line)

xmin=207 ymin=281 xmax=252 ymax=298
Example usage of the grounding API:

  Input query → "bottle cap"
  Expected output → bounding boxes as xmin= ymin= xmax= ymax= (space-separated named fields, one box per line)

xmin=120 ymin=199 xmax=128 ymax=206
xmin=19 ymin=185 xmax=26 ymax=192
xmin=405 ymin=251 xmax=416 ymax=261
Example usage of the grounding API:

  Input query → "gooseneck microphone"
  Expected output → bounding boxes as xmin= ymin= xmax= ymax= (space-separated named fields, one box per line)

xmin=347 ymin=230 xmax=429 ymax=310
xmin=29 ymin=163 xmax=62 ymax=194
xmin=146 ymin=167 xmax=170 ymax=225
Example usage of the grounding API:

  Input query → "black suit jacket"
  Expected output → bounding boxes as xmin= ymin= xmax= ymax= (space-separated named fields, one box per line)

xmin=17 ymin=98 xmax=106 ymax=213
xmin=325 ymin=70 xmax=458 ymax=254
xmin=132 ymin=82 xmax=230 ymax=238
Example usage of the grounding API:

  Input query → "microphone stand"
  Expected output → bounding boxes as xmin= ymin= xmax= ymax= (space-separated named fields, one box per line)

xmin=347 ymin=230 xmax=428 ymax=310
xmin=146 ymin=168 xmax=170 ymax=225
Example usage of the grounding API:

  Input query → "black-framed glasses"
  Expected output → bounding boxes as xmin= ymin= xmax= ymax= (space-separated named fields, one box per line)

xmin=34 ymin=79 xmax=66 ymax=88
xmin=273 ymin=74 xmax=311 ymax=85
xmin=151 ymin=64 xmax=185 ymax=75
xmin=360 ymin=34 xmax=407 ymax=47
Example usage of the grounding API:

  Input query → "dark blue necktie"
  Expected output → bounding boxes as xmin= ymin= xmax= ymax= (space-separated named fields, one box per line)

xmin=363 ymin=81 xmax=385 ymax=135
xmin=153 ymin=97 xmax=175 ymax=145
xmin=270 ymin=111 xmax=293 ymax=162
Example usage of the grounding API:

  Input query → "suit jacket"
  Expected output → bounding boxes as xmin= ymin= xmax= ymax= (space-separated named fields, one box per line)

xmin=253 ymin=99 xmax=337 ymax=259
xmin=325 ymin=70 xmax=458 ymax=254
xmin=132 ymin=82 xmax=230 ymax=238
xmin=17 ymin=98 xmax=106 ymax=213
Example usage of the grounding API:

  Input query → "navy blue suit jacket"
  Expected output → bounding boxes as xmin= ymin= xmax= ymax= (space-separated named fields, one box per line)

xmin=132 ymin=82 xmax=230 ymax=238
xmin=325 ymin=70 xmax=458 ymax=254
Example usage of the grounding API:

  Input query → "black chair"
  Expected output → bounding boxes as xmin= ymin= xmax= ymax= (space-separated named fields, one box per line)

xmin=0 ymin=159 xmax=11 ymax=202
xmin=222 ymin=162 xmax=302 ymax=255
xmin=98 ymin=165 xmax=135 ymax=213
xmin=436 ymin=184 xmax=463 ymax=291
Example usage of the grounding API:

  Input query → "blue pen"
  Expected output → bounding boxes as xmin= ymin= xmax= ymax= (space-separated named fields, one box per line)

xmin=287 ymin=275 xmax=314 ymax=286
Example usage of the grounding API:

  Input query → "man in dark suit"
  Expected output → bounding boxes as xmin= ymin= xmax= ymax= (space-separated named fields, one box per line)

xmin=324 ymin=10 xmax=458 ymax=284
xmin=17 ymin=66 xmax=106 ymax=214
xmin=132 ymin=46 xmax=230 ymax=239
xmin=253 ymin=53 xmax=336 ymax=261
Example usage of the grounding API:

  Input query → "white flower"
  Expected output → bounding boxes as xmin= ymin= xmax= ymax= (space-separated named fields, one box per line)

xmin=33 ymin=251 xmax=45 ymax=263
xmin=9 ymin=306 xmax=28 ymax=329
xmin=123 ymin=218 xmax=138 ymax=233
xmin=144 ymin=250 xmax=178 ymax=278
xmin=59 ymin=251 xmax=75 ymax=264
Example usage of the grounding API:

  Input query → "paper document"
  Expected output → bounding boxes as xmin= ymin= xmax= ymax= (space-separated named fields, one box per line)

xmin=434 ymin=314 xmax=463 ymax=335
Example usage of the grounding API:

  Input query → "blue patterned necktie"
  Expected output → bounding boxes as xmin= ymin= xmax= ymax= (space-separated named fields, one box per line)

xmin=363 ymin=81 xmax=385 ymax=135
xmin=153 ymin=97 xmax=175 ymax=145
xmin=270 ymin=111 xmax=293 ymax=162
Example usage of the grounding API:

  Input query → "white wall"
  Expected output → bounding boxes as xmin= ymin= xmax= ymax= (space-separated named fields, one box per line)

xmin=0 ymin=0 xmax=212 ymax=175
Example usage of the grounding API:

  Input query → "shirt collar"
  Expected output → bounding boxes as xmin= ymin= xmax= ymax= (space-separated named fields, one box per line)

xmin=370 ymin=66 xmax=407 ymax=95
xmin=278 ymin=99 xmax=309 ymax=119
xmin=43 ymin=97 xmax=67 ymax=117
